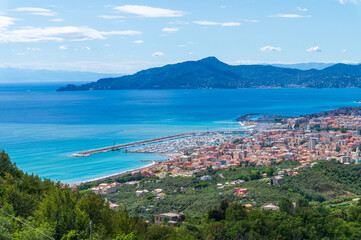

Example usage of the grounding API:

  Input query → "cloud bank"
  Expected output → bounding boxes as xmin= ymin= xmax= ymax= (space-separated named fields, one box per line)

xmin=0 ymin=15 xmax=141 ymax=43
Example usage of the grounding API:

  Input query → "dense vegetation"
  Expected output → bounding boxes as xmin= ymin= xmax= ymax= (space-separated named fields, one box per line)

xmin=58 ymin=57 xmax=361 ymax=91
xmin=0 ymin=150 xmax=146 ymax=239
xmin=281 ymin=160 xmax=361 ymax=204
xmin=3 ymin=150 xmax=361 ymax=239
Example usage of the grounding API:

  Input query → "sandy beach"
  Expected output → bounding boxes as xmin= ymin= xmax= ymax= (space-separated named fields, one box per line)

xmin=67 ymin=159 xmax=169 ymax=187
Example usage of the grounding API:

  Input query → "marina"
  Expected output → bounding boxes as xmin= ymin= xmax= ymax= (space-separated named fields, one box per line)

xmin=127 ymin=132 xmax=245 ymax=154
xmin=69 ymin=130 xmax=250 ymax=157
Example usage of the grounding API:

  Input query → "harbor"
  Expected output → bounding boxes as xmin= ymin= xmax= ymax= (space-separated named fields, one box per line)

xmin=126 ymin=132 xmax=245 ymax=154
xmin=69 ymin=130 xmax=251 ymax=157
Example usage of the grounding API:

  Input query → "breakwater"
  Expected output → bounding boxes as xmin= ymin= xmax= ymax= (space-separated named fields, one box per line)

xmin=69 ymin=130 xmax=250 ymax=157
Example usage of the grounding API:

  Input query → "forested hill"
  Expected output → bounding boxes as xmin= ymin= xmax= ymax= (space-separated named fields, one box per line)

xmin=57 ymin=57 xmax=361 ymax=91
xmin=4 ymin=149 xmax=361 ymax=239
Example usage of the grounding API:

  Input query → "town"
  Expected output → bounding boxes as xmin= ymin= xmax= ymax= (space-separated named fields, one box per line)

xmin=86 ymin=107 xmax=361 ymax=224
xmin=124 ymin=107 xmax=361 ymax=179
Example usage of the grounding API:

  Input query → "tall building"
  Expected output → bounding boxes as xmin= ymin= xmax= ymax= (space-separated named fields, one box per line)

xmin=309 ymin=138 xmax=318 ymax=150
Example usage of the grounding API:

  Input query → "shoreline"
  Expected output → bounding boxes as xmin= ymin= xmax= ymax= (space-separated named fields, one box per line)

xmin=68 ymin=151 xmax=178 ymax=186
xmin=70 ymin=161 xmax=159 ymax=186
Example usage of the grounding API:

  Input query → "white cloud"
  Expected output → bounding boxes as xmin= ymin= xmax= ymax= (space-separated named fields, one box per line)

xmin=222 ymin=22 xmax=241 ymax=27
xmin=51 ymin=18 xmax=64 ymax=22
xmin=339 ymin=0 xmax=359 ymax=4
xmin=101 ymin=30 xmax=141 ymax=36
xmin=133 ymin=40 xmax=144 ymax=44
xmin=168 ymin=20 xmax=189 ymax=25
xmin=59 ymin=45 xmax=91 ymax=50
xmin=193 ymin=21 xmax=218 ymax=26
xmin=260 ymin=46 xmax=282 ymax=52
xmin=306 ymin=46 xmax=322 ymax=52
xmin=114 ymin=5 xmax=185 ymax=18
xmin=152 ymin=51 xmax=165 ymax=57
xmin=13 ymin=7 xmax=51 ymax=12
xmin=342 ymin=49 xmax=347 ymax=52
xmin=297 ymin=7 xmax=309 ymax=12
xmin=270 ymin=14 xmax=310 ymax=18
xmin=27 ymin=47 xmax=41 ymax=51
xmin=13 ymin=7 xmax=57 ymax=17
xmin=243 ymin=19 xmax=259 ymax=23
xmin=162 ymin=27 xmax=179 ymax=33
xmin=193 ymin=21 xmax=240 ymax=27
xmin=0 ymin=16 xmax=17 ymax=30
xmin=31 ymin=12 xmax=56 ymax=17
xmin=98 ymin=15 xmax=125 ymax=20
xmin=0 ymin=26 xmax=141 ymax=43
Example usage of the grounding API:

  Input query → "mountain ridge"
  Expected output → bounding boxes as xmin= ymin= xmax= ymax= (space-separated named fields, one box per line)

xmin=57 ymin=57 xmax=361 ymax=91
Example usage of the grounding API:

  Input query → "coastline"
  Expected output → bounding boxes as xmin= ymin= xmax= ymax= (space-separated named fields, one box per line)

xmin=68 ymin=150 xmax=178 ymax=186
xmin=71 ymin=161 xmax=159 ymax=186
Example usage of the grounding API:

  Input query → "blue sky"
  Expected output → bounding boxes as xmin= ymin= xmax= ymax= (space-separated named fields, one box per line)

xmin=0 ymin=0 xmax=360 ymax=73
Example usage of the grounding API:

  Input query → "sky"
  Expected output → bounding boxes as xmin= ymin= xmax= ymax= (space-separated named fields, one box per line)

xmin=0 ymin=0 xmax=360 ymax=74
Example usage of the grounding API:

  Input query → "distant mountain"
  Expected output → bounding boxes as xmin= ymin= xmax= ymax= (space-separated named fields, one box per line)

xmin=57 ymin=57 xmax=361 ymax=91
xmin=0 ymin=68 xmax=120 ymax=83
xmin=271 ymin=62 xmax=335 ymax=70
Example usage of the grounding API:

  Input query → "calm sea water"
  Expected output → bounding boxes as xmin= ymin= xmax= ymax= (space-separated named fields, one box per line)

xmin=0 ymin=83 xmax=360 ymax=183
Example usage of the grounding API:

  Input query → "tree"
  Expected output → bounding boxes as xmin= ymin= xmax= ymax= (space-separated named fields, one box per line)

xmin=0 ymin=150 xmax=20 ymax=178
xmin=208 ymin=209 xmax=224 ymax=222
xmin=208 ymin=201 xmax=228 ymax=221
xmin=263 ymin=167 xmax=276 ymax=177
xmin=225 ymin=203 xmax=247 ymax=221
xmin=296 ymin=198 xmax=309 ymax=208
xmin=279 ymin=197 xmax=293 ymax=214
xmin=206 ymin=222 xmax=226 ymax=240
xmin=145 ymin=225 xmax=175 ymax=240
xmin=35 ymin=187 xmax=89 ymax=239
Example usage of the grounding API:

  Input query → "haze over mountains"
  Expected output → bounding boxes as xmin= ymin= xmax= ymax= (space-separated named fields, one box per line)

xmin=57 ymin=57 xmax=361 ymax=91
xmin=0 ymin=68 xmax=119 ymax=83
xmin=271 ymin=63 xmax=334 ymax=70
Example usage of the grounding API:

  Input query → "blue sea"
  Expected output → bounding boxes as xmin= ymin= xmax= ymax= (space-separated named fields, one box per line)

xmin=1 ymin=83 xmax=360 ymax=183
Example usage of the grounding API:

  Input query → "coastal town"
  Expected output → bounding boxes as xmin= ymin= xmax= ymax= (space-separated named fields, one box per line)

xmin=82 ymin=107 xmax=361 ymax=222
xmin=117 ymin=107 xmax=361 ymax=179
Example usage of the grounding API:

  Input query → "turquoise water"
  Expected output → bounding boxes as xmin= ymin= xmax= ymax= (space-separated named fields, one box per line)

xmin=0 ymin=83 xmax=360 ymax=183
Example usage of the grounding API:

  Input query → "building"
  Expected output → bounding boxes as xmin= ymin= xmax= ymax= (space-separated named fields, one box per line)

xmin=135 ymin=189 xmax=149 ymax=196
xmin=179 ymin=155 xmax=192 ymax=163
xmin=271 ymin=176 xmax=283 ymax=185
xmin=154 ymin=212 xmax=185 ymax=226
xmin=91 ymin=182 xmax=121 ymax=195
xmin=261 ymin=204 xmax=279 ymax=211
xmin=200 ymin=175 xmax=212 ymax=181
xmin=234 ymin=188 xmax=248 ymax=196
xmin=309 ymin=138 xmax=318 ymax=150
